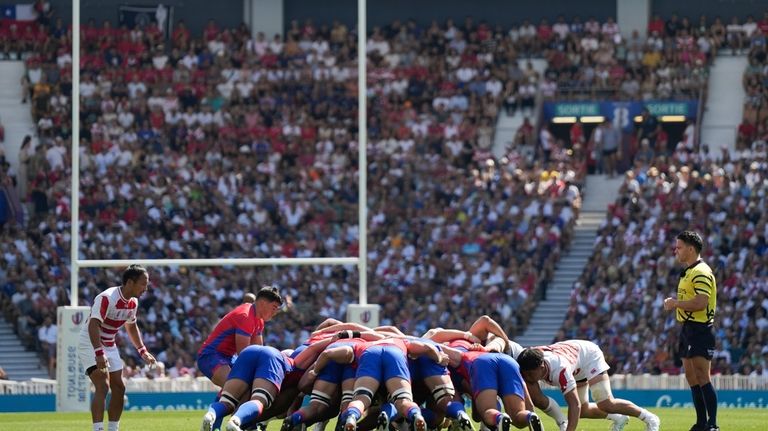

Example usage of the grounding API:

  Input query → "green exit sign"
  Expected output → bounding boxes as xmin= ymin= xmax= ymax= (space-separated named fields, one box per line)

xmin=554 ymin=103 xmax=600 ymax=117
xmin=645 ymin=102 xmax=688 ymax=116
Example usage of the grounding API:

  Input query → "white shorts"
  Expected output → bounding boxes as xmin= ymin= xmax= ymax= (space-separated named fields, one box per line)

xmin=77 ymin=333 xmax=123 ymax=374
xmin=574 ymin=342 xmax=610 ymax=382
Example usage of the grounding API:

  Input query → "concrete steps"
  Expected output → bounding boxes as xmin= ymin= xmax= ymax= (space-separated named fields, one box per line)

xmin=0 ymin=317 xmax=49 ymax=380
xmin=515 ymin=175 xmax=623 ymax=348
xmin=700 ymin=55 xmax=747 ymax=157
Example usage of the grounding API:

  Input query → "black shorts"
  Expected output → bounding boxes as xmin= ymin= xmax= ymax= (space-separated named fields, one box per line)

xmin=678 ymin=321 xmax=715 ymax=360
xmin=602 ymin=148 xmax=618 ymax=157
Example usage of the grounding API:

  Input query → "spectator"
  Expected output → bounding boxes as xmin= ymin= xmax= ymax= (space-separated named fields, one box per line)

xmin=636 ymin=108 xmax=659 ymax=150
xmin=37 ymin=315 xmax=57 ymax=378
xmin=726 ymin=16 xmax=744 ymax=53
xmin=597 ymin=120 xmax=621 ymax=177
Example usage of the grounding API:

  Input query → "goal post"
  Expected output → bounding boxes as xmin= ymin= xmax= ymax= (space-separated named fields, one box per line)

xmin=60 ymin=0 xmax=377 ymax=412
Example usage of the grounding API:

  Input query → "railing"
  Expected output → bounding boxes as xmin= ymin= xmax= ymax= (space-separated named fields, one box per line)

xmin=609 ymin=374 xmax=768 ymax=391
xmin=0 ymin=376 xmax=218 ymax=395
xmin=2 ymin=374 xmax=766 ymax=395
xmin=0 ymin=378 xmax=57 ymax=395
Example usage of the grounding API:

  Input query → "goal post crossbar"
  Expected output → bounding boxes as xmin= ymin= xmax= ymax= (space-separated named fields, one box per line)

xmin=76 ymin=257 xmax=359 ymax=268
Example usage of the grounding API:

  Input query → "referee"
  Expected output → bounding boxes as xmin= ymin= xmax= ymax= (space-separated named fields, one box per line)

xmin=663 ymin=231 xmax=719 ymax=431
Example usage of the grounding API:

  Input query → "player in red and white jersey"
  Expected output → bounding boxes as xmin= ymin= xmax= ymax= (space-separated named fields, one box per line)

xmin=77 ymin=264 xmax=157 ymax=431
xmin=517 ymin=340 xmax=659 ymax=431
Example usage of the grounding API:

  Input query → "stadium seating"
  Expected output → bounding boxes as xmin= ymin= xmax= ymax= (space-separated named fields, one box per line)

xmin=542 ymin=17 xmax=711 ymax=101
xmin=556 ymin=153 xmax=768 ymax=375
xmin=739 ymin=32 xmax=768 ymax=152
xmin=1 ymin=17 xmax=585 ymax=376
xmin=2 ymin=12 xmax=764 ymax=379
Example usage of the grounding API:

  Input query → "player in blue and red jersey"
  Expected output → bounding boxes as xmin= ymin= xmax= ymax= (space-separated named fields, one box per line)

xmin=308 ymin=337 xmax=447 ymax=431
xmin=197 ymin=286 xmax=284 ymax=387
xmin=200 ymin=334 xmax=338 ymax=431
xmin=423 ymin=315 xmax=523 ymax=357
xmin=399 ymin=335 xmax=474 ymax=431
xmin=444 ymin=340 xmax=543 ymax=431
xmin=282 ymin=330 xmax=388 ymax=431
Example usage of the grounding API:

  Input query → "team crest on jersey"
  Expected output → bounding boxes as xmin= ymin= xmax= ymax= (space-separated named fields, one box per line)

xmin=361 ymin=311 xmax=371 ymax=323
xmin=111 ymin=310 xmax=135 ymax=320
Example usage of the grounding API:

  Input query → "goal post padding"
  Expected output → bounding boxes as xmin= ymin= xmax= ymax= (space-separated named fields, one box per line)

xmin=346 ymin=304 xmax=381 ymax=328
xmin=56 ymin=306 xmax=90 ymax=412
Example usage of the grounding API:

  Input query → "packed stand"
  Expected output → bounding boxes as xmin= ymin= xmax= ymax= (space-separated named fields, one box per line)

xmin=536 ymin=13 xmax=717 ymax=101
xmin=0 ymin=16 xmax=587 ymax=378
xmin=555 ymin=148 xmax=768 ymax=377
xmin=739 ymin=12 xmax=768 ymax=152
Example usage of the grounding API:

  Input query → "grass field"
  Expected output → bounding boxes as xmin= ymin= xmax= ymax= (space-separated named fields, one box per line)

xmin=1 ymin=409 xmax=767 ymax=430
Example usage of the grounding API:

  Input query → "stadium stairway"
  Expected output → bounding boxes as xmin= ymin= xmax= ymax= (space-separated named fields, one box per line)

xmin=699 ymin=54 xmax=748 ymax=157
xmin=0 ymin=316 xmax=49 ymax=380
xmin=491 ymin=58 xmax=549 ymax=160
xmin=515 ymin=174 xmax=624 ymax=348
xmin=0 ymin=61 xmax=37 ymax=175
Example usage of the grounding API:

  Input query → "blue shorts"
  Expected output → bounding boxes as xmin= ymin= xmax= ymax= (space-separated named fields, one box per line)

xmin=409 ymin=346 xmax=449 ymax=380
xmin=197 ymin=350 xmax=233 ymax=379
xmin=228 ymin=345 xmax=289 ymax=389
xmin=469 ymin=354 xmax=525 ymax=399
xmin=317 ymin=342 xmax=356 ymax=384
xmin=356 ymin=345 xmax=410 ymax=382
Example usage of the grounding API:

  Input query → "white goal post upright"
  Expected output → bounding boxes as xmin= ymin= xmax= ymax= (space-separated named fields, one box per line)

xmin=59 ymin=0 xmax=88 ymax=413
xmin=356 ymin=0 xmax=368 ymax=306
xmin=70 ymin=0 xmax=81 ymax=307
xmin=349 ymin=0 xmax=381 ymax=327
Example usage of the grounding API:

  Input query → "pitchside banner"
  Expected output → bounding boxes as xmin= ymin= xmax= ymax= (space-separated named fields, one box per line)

xmin=3 ymin=390 xmax=768 ymax=412
xmin=346 ymin=304 xmax=380 ymax=327
xmin=56 ymin=306 xmax=90 ymax=412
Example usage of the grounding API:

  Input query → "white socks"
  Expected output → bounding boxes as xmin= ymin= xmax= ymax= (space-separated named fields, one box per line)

xmin=543 ymin=396 xmax=567 ymax=425
xmin=92 ymin=420 xmax=118 ymax=431
xmin=638 ymin=409 xmax=653 ymax=421
xmin=607 ymin=413 xmax=624 ymax=421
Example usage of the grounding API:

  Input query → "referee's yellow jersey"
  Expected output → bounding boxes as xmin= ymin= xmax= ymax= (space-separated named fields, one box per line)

xmin=677 ymin=260 xmax=717 ymax=324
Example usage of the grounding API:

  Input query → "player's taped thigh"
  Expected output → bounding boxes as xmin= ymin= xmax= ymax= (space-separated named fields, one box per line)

xmin=341 ymin=390 xmax=355 ymax=404
xmin=251 ymin=387 xmax=275 ymax=408
xmin=430 ymin=384 xmax=455 ymax=404
xmin=221 ymin=391 xmax=240 ymax=408
xmin=310 ymin=389 xmax=333 ymax=407
xmin=388 ymin=387 xmax=413 ymax=403
xmin=353 ymin=387 xmax=375 ymax=403
xmin=576 ymin=384 xmax=589 ymax=405
xmin=589 ymin=379 xmax=614 ymax=403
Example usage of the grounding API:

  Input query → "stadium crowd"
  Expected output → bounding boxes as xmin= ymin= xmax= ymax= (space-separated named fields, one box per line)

xmin=0 ymin=16 xmax=585 ymax=378
xmin=738 ymin=15 xmax=768 ymax=152
xmin=556 ymin=150 xmax=768 ymax=377
xmin=1 ymin=11 xmax=764 ymax=382
xmin=539 ymin=13 xmax=715 ymax=101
